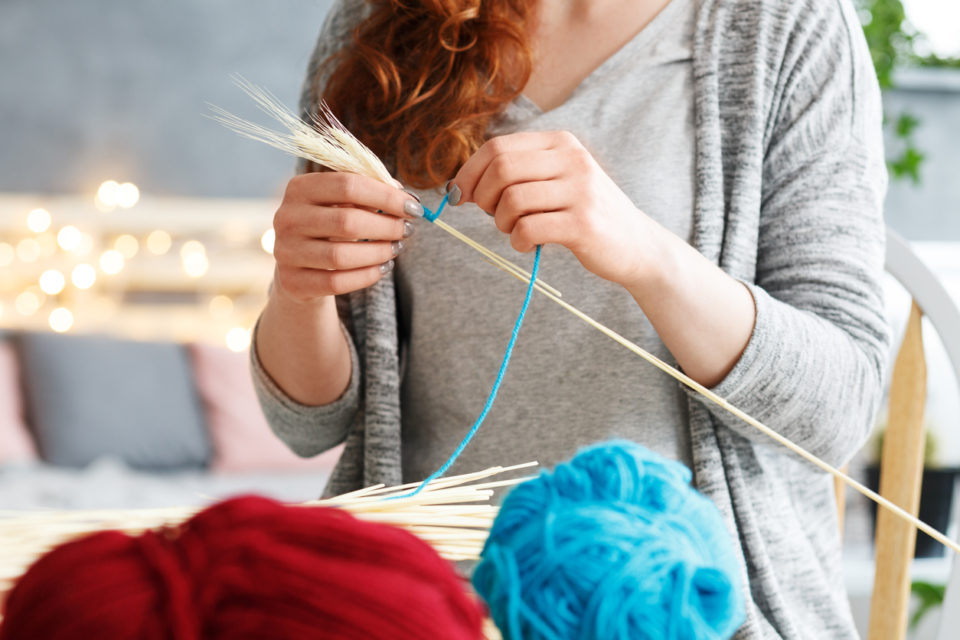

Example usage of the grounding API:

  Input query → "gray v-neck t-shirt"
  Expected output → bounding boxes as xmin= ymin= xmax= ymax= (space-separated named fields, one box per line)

xmin=396 ymin=0 xmax=698 ymax=482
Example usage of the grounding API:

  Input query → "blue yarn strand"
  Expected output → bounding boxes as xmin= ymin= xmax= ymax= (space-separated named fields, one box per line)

xmin=401 ymin=208 xmax=542 ymax=497
xmin=422 ymin=191 xmax=450 ymax=222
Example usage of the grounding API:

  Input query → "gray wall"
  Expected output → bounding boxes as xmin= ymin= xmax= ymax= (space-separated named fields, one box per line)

xmin=883 ymin=69 xmax=960 ymax=241
xmin=1 ymin=2 xmax=958 ymax=239
xmin=0 ymin=0 xmax=333 ymax=198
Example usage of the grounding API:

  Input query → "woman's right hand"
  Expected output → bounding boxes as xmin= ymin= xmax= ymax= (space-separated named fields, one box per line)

xmin=272 ymin=172 xmax=424 ymax=303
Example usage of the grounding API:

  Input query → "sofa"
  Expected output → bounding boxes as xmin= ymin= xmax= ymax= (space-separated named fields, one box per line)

xmin=0 ymin=331 xmax=340 ymax=510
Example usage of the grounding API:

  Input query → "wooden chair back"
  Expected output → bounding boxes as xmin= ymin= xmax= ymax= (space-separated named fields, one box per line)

xmin=835 ymin=229 xmax=960 ymax=640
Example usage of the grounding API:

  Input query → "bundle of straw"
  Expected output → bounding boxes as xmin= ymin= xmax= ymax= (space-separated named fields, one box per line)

xmin=0 ymin=462 xmax=537 ymax=609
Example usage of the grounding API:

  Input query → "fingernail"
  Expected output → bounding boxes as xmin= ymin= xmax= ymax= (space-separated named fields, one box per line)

xmin=379 ymin=259 xmax=395 ymax=275
xmin=392 ymin=240 xmax=405 ymax=256
xmin=403 ymin=221 xmax=415 ymax=238
xmin=445 ymin=181 xmax=462 ymax=206
xmin=402 ymin=188 xmax=421 ymax=203
xmin=403 ymin=199 xmax=424 ymax=218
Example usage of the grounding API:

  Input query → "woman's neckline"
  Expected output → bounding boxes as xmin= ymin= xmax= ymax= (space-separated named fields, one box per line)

xmin=515 ymin=0 xmax=693 ymax=116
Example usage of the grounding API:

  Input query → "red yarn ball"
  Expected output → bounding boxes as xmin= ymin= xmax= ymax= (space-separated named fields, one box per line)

xmin=0 ymin=496 xmax=484 ymax=640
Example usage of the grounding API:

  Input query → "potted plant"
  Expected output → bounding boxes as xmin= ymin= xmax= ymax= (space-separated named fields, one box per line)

xmin=867 ymin=427 xmax=960 ymax=558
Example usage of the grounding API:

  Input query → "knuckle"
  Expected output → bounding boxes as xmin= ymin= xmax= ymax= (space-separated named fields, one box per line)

xmin=326 ymin=243 xmax=350 ymax=269
xmin=490 ymin=155 xmax=513 ymax=182
xmin=513 ymin=217 xmax=534 ymax=243
xmin=493 ymin=212 xmax=512 ymax=233
xmin=273 ymin=203 xmax=301 ymax=235
xmin=284 ymin=174 xmax=306 ymax=200
xmin=570 ymin=148 xmax=592 ymax=171
xmin=500 ymin=185 xmax=523 ymax=212
xmin=332 ymin=210 xmax=358 ymax=237
xmin=272 ymin=210 xmax=290 ymax=235
xmin=325 ymin=271 xmax=350 ymax=296
xmin=272 ymin=241 xmax=291 ymax=265
xmin=485 ymin=137 xmax=506 ymax=157
xmin=333 ymin=172 xmax=361 ymax=203
xmin=557 ymin=130 xmax=580 ymax=147
xmin=277 ymin=268 xmax=307 ymax=299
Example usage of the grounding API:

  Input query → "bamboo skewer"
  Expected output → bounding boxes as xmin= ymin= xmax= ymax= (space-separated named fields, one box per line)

xmin=521 ymin=285 xmax=960 ymax=555
xmin=432 ymin=219 xmax=562 ymax=298
xmin=484 ymin=246 xmax=960 ymax=553
xmin=211 ymin=80 xmax=960 ymax=555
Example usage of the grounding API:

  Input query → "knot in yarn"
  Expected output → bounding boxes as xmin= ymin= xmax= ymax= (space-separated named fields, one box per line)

xmin=472 ymin=440 xmax=746 ymax=640
xmin=0 ymin=495 xmax=485 ymax=640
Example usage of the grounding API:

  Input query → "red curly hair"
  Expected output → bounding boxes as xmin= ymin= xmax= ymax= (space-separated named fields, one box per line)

xmin=316 ymin=0 xmax=535 ymax=189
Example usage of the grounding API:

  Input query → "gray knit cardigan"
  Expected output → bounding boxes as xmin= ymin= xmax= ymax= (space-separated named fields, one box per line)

xmin=252 ymin=0 xmax=891 ymax=637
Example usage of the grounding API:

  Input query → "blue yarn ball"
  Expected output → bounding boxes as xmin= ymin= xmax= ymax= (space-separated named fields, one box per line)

xmin=472 ymin=440 xmax=746 ymax=640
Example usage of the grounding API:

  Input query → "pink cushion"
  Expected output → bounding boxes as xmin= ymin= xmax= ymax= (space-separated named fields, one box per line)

xmin=189 ymin=343 xmax=342 ymax=473
xmin=0 ymin=341 xmax=39 ymax=463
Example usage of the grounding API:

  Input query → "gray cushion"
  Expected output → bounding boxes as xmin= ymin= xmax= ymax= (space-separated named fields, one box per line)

xmin=17 ymin=332 xmax=210 ymax=470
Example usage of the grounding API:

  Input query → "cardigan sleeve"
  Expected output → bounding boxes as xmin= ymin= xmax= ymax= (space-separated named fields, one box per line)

xmin=250 ymin=319 xmax=361 ymax=456
xmin=693 ymin=0 xmax=891 ymax=468
xmin=250 ymin=0 xmax=368 ymax=457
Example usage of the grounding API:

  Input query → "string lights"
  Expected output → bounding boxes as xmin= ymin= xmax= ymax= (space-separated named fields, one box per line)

xmin=0 ymin=182 xmax=273 ymax=351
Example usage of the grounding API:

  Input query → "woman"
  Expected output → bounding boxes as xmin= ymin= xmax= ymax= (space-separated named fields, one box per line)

xmin=252 ymin=0 xmax=890 ymax=637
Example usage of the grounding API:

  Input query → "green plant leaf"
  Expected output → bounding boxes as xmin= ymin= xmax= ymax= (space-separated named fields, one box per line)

xmin=909 ymin=580 xmax=945 ymax=630
xmin=857 ymin=0 xmax=926 ymax=183
xmin=895 ymin=113 xmax=921 ymax=138
xmin=889 ymin=147 xmax=925 ymax=185
xmin=915 ymin=53 xmax=960 ymax=69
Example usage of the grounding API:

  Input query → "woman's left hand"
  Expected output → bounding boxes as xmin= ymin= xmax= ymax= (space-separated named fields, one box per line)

xmin=449 ymin=130 xmax=666 ymax=291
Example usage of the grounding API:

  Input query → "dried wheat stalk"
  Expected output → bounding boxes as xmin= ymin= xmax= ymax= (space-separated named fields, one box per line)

xmin=0 ymin=462 xmax=537 ymax=600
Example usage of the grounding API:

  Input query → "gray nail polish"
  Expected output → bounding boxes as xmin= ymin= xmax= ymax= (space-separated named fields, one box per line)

xmin=379 ymin=259 xmax=395 ymax=275
xmin=403 ymin=221 xmax=415 ymax=238
xmin=445 ymin=181 xmax=462 ymax=206
xmin=392 ymin=240 xmax=405 ymax=256
xmin=403 ymin=199 xmax=424 ymax=218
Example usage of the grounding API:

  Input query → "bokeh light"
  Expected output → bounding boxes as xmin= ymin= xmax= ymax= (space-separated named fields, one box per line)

xmin=15 ymin=291 xmax=41 ymax=316
xmin=71 ymin=264 xmax=97 ymax=289
xmin=99 ymin=250 xmax=125 ymax=275
xmin=180 ymin=240 xmax=206 ymax=259
xmin=49 ymin=307 xmax=74 ymax=333
xmin=209 ymin=295 xmax=234 ymax=319
xmin=146 ymin=230 xmax=172 ymax=255
xmin=182 ymin=252 xmax=209 ymax=278
xmin=39 ymin=270 xmax=66 ymax=295
xmin=180 ymin=240 xmax=208 ymax=278
xmin=260 ymin=229 xmax=275 ymax=254
xmin=56 ymin=226 xmax=82 ymax=252
xmin=117 ymin=183 xmax=140 ymax=209
xmin=96 ymin=180 xmax=120 ymax=210
xmin=114 ymin=234 xmax=139 ymax=259
xmin=27 ymin=208 xmax=51 ymax=233
xmin=225 ymin=327 xmax=251 ymax=353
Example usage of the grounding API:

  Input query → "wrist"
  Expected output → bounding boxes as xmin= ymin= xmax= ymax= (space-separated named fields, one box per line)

xmin=266 ymin=278 xmax=338 ymax=331
xmin=620 ymin=219 xmax=678 ymax=300
xmin=269 ymin=266 xmax=334 ymax=312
